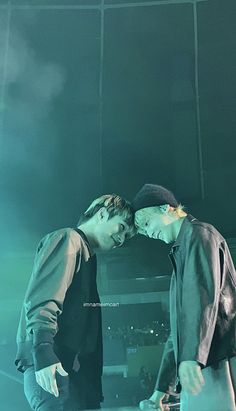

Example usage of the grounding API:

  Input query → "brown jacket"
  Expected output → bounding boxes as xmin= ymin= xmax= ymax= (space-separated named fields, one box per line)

xmin=155 ymin=215 xmax=236 ymax=393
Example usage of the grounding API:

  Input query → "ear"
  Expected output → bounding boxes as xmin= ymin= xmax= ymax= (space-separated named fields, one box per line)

xmin=159 ymin=204 xmax=170 ymax=213
xmin=97 ymin=207 xmax=109 ymax=222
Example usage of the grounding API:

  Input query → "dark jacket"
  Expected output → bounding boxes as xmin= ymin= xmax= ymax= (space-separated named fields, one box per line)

xmin=15 ymin=227 xmax=103 ymax=390
xmin=155 ymin=215 xmax=236 ymax=393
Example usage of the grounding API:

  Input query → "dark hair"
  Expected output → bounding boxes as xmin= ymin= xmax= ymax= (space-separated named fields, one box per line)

xmin=78 ymin=194 xmax=135 ymax=228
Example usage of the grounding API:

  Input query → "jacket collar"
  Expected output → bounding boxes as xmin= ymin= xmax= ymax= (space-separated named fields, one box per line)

xmin=74 ymin=228 xmax=95 ymax=257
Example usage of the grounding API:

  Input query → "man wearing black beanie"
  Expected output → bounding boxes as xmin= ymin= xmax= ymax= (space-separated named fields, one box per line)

xmin=133 ymin=184 xmax=236 ymax=411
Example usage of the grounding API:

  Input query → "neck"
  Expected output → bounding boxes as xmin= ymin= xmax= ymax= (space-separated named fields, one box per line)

xmin=173 ymin=213 xmax=187 ymax=240
xmin=77 ymin=221 xmax=99 ymax=251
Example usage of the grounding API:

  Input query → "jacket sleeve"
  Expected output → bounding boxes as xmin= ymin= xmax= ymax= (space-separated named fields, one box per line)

xmin=179 ymin=226 xmax=221 ymax=366
xmin=155 ymin=334 xmax=177 ymax=393
xmin=24 ymin=229 xmax=81 ymax=371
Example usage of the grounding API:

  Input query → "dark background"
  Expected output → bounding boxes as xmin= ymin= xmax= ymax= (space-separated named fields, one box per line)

xmin=0 ymin=0 xmax=236 ymax=409
xmin=1 ymin=0 xmax=236 ymax=292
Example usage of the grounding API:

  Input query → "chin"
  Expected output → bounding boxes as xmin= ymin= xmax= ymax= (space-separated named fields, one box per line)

xmin=165 ymin=238 xmax=173 ymax=244
xmin=163 ymin=239 xmax=170 ymax=244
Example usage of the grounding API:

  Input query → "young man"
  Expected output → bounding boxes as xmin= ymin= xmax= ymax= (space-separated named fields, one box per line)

xmin=133 ymin=184 xmax=236 ymax=411
xmin=15 ymin=194 xmax=135 ymax=411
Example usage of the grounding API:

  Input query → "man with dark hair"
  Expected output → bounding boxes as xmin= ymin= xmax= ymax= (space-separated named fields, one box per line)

xmin=15 ymin=194 xmax=135 ymax=411
xmin=133 ymin=184 xmax=236 ymax=411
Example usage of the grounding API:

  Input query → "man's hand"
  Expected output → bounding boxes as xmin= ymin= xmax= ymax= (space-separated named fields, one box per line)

xmin=178 ymin=360 xmax=204 ymax=395
xmin=139 ymin=390 xmax=167 ymax=411
xmin=145 ymin=390 xmax=166 ymax=411
xmin=35 ymin=362 xmax=68 ymax=397
xmin=150 ymin=390 xmax=169 ymax=410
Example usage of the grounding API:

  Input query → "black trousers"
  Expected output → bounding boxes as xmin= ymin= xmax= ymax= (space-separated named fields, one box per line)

xmin=24 ymin=365 xmax=101 ymax=411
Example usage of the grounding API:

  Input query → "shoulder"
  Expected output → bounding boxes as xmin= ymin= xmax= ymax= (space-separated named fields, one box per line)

xmin=40 ymin=228 xmax=85 ymax=255
xmin=186 ymin=217 xmax=224 ymax=246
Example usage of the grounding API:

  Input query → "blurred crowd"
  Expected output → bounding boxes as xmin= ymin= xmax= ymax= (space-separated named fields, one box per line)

xmin=104 ymin=319 xmax=170 ymax=347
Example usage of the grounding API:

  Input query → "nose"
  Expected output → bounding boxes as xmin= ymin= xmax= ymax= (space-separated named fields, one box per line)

xmin=117 ymin=232 xmax=125 ymax=246
xmin=137 ymin=226 xmax=146 ymax=235
xmin=145 ymin=228 xmax=152 ymax=237
xmin=118 ymin=236 xmax=124 ymax=246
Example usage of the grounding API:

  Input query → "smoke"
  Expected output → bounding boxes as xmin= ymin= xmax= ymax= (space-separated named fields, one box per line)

xmin=0 ymin=16 xmax=66 ymax=173
xmin=0 ymin=15 xmax=67 ymax=254
xmin=2 ymin=25 xmax=65 ymax=124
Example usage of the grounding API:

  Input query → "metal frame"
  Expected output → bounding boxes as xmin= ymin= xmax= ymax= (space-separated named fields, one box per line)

xmin=0 ymin=1 xmax=208 ymax=10
xmin=0 ymin=0 xmax=206 ymax=197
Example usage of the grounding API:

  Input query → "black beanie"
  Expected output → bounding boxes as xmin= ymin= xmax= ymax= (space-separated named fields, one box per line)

xmin=132 ymin=184 xmax=178 ymax=211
